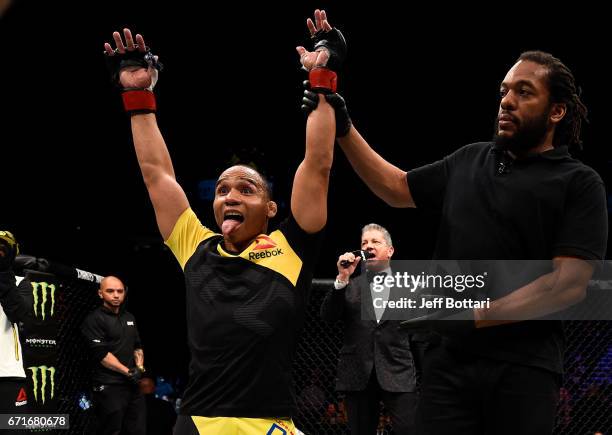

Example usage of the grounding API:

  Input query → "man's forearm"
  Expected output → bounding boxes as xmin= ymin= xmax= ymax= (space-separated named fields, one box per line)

xmin=475 ymin=258 xmax=593 ymax=327
xmin=304 ymin=98 xmax=335 ymax=171
xmin=337 ymin=127 xmax=413 ymax=207
xmin=290 ymin=97 xmax=335 ymax=234
xmin=100 ymin=352 xmax=130 ymax=375
xmin=130 ymin=114 xmax=176 ymax=186
xmin=128 ymin=105 xmax=190 ymax=240
xmin=134 ymin=348 xmax=144 ymax=368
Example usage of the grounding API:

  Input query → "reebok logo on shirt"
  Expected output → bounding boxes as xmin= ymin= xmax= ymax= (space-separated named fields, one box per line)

xmin=252 ymin=235 xmax=277 ymax=250
xmin=249 ymin=248 xmax=284 ymax=261
xmin=127 ymin=321 xmax=134 ymax=326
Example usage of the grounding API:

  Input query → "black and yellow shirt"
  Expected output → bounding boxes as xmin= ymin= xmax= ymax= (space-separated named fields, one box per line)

xmin=165 ymin=208 xmax=323 ymax=418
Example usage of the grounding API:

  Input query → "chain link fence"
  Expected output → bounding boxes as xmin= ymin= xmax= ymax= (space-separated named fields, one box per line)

xmin=293 ymin=280 xmax=612 ymax=435
xmin=556 ymin=321 xmax=611 ymax=435
xmin=56 ymin=276 xmax=100 ymax=434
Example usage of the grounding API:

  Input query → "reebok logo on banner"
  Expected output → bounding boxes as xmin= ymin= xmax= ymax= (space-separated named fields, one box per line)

xmin=15 ymin=387 xmax=27 ymax=406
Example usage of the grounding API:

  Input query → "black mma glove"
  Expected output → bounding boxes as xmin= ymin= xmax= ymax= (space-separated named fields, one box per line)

xmin=105 ymin=45 xmax=163 ymax=115
xmin=301 ymin=81 xmax=352 ymax=137
xmin=309 ymin=27 xmax=347 ymax=93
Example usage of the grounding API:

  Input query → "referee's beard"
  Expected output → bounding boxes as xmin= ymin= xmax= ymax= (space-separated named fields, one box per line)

xmin=493 ymin=108 xmax=551 ymax=154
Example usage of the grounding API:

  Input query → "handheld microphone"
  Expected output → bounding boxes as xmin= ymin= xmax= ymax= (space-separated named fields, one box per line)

xmin=340 ymin=250 xmax=375 ymax=268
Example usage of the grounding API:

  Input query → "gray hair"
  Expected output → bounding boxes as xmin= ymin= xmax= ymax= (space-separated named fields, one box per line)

xmin=361 ymin=223 xmax=393 ymax=247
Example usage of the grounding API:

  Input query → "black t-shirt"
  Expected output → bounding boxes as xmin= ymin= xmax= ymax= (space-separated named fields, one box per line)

xmin=81 ymin=306 xmax=142 ymax=384
xmin=165 ymin=208 xmax=323 ymax=418
xmin=407 ymin=142 xmax=608 ymax=372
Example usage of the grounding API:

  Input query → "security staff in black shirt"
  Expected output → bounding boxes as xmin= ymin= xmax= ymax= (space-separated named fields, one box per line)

xmin=82 ymin=276 xmax=145 ymax=435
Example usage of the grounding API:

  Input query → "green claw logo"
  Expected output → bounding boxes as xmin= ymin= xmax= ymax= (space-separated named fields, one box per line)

xmin=28 ymin=365 xmax=56 ymax=404
xmin=31 ymin=282 xmax=56 ymax=320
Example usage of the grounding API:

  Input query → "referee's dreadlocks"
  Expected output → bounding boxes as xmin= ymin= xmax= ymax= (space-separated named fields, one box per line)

xmin=518 ymin=51 xmax=588 ymax=151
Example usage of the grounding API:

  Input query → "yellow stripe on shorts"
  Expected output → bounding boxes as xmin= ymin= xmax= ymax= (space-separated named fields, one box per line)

xmin=13 ymin=324 xmax=19 ymax=361
xmin=191 ymin=416 xmax=297 ymax=435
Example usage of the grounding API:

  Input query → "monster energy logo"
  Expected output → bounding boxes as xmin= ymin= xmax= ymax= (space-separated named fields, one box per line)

xmin=28 ymin=365 xmax=56 ymax=404
xmin=31 ymin=282 xmax=56 ymax=320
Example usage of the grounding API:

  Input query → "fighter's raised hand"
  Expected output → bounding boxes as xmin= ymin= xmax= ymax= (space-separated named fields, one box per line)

xmin=296 ymin=9 xmax=334 ymax=71
xmin=296 ymin=10 xmax=347 ymax=94
xmin=104 ymin=28 xmax=161 ymax=91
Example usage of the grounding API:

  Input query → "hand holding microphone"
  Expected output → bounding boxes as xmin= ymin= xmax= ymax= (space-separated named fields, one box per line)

xmin=335 ymin=250 xmax=375 ymax=287
xmin=340 ymin=250 xmax=375 ymax=268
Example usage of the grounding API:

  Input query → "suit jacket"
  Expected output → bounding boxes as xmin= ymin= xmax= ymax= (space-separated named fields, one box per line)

xmin=320 ymin=274 xmax=417 ymax=392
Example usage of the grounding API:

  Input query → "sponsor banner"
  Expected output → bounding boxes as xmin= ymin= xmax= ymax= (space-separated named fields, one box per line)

xmin=27 ymin=365 xmax=57 ymax=407
xmin=20 ymin=271 xmax=60 ymax=413
xmin=25 ymin=338 xmax=57 ymax=349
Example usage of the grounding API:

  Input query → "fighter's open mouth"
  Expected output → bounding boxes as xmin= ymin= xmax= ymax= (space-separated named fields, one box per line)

xmin=223 ymin=213 xmax=244 ymax=223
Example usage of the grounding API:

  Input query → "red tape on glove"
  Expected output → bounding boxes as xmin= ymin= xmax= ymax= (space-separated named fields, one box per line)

xmin=309 ymin=67 xmax=337 ymax=93
xmin=122 ymin=90 xmax=156 ymax=114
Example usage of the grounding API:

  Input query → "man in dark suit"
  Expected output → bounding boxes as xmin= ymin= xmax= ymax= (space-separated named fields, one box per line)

xmin=321 ymin=224 xmax=417 ymax=434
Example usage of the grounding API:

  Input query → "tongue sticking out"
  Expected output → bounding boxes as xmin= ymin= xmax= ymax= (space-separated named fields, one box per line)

xmin=222 ymin=219 xmax=241 ymax=236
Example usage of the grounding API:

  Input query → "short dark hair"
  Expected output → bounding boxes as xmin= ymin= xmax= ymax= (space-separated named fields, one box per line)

xmin=232 ymin=164 xmax=273 ymax=200
xmin=517 ymin=50 xmax=588 ymax=151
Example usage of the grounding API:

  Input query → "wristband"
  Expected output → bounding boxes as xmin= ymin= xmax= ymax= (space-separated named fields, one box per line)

xmin=122 ymin=89 xmax=156 ymax=114
xmin=309 ymin=67 xmax=337 ymax=93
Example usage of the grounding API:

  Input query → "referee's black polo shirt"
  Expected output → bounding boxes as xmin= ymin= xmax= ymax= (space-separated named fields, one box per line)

xmin=82 ymin=306 xmax=142 ymax=385
xmin=407 ymin=142 xmax=608 ymax=373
